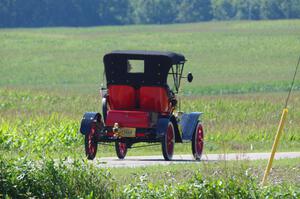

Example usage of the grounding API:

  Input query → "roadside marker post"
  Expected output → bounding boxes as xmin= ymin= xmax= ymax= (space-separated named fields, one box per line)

xmin=261 ymin=108 xmax=288 ymax=186
xmin=261 ymin=55 xmax=299 ymax=186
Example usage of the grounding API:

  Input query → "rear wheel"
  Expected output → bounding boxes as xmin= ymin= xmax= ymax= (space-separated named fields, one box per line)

xmin=161 ymin=122 xmax=175 ymax=161
xmin=115 ymin=142 xmax=127 ymax=159
xmin=192 ymin=123 xmax=204 ymax=160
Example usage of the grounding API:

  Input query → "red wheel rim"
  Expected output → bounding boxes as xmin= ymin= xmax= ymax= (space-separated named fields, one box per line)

xmin=166 ymin=123 xmax=174 ymax=156
xmin=195 ymin=124 xmax=204 ymax=156
xmin=88 ymin=126 xmax=96 ymax=155
xmin=118 ymin=142 xmax=126 ymax=156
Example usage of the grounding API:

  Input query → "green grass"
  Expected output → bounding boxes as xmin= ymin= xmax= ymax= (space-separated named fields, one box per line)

xmin=115 ymin=158 xmax=300 ymax=198
xmin=1 ymin=156 xmax=299 ymax=198
xmin=1 ymin=20 xmax=300 ymax=94
xmin=0 ymin=19 xmax=300 ymax=187
xmin=0 ymin=157 xmax=116 ymax=198
xmin=110 ymin=158 xmax=300 ymax=186
xmin=1 ymin=19 xmax=300 ymax=198
xmin=0 ymin=88 xmax=299 ymax=159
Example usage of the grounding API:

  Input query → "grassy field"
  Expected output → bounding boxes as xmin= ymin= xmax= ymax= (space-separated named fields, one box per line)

xmin=1 ymin=20 xmax=300 ymax=94
xmin=0 ymin=89 xmax=299 ymax=159
xmin=1 ymin=19 xmax=300 ymax=198
xmin=1 ymin=20 xmax=300 ymax=158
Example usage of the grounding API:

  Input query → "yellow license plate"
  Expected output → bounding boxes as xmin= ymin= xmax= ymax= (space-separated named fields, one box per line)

xmin=119 ymin=128 xmax=135 ymax=137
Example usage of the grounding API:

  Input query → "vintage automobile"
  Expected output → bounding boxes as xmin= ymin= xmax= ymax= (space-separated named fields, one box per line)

xmin=80 ymin=50 xmax=204 ymax=161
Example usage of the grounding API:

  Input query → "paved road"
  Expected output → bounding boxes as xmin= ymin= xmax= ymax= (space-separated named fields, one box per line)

xmin=92 ymin=152 xmax=300 ymax=167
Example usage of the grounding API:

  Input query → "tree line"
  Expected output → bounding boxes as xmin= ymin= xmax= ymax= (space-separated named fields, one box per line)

xmin=0 ymin=0 xmax=300 ymax=27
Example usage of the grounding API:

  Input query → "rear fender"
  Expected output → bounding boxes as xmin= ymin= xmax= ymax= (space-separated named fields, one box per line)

xmin=170 ymin=115 xmax=182 ymax=143
xmin=156 ymin=118 xmax=169 ymax=137
xmin=80 ymin=112 xmax=102 ymax=135
xmin=179 ymin=112 xmax=203 ymax=141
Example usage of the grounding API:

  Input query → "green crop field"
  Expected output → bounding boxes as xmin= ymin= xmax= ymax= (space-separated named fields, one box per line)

xmin=1 ymin=19 xmax=299 ymax=157
xmin=1 ymin=20 xmax=300 ymax=94
xmin=0 ymin=20 xmax=300 ymax=197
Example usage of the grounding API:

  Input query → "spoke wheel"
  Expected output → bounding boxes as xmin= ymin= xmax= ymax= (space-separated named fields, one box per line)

xmin=85 ymin=124 xmax=98 ymax=160
xmin=192 ymin=123 xmax=204 ymax=161
xmin=115 ymin=142 xmax=127 ymax=159
xmin=161 ymin=122 xmax=175 ymax=161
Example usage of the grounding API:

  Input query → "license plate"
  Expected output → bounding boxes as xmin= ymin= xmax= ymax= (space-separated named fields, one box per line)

xmin=119 ymin=128 xmax=135 ymax=137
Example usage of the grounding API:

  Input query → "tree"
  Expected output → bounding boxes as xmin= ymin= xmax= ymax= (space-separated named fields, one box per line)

xmin=234 ymin=0 xmax=261 ymax=20
xmin=260 ymin=0 xmax=285 ymax=19
xmin=129 ymin=0 xmax=177 ymax=24
xmin=1 ymin=0 xmax=300 ymax=27
xmin=0 ymin=0 xmax=12 ymax=27
xmin=98 ymin=0 xmax=130 ymax=25
xmin=290 ymin=0 xmax=300 ymax=18
xmin=211 ymin=0 xmax=236 ymax=20
xmin=176 ymin=0 xmax=213 ymax=23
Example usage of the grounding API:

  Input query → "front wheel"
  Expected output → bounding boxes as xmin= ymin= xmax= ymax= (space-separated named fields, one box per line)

xmin=115 ymin=142 xmax=128 ymax=159
xmin=84 ymin=115 xmax=103 ymax=160
xmin=161 ymin=122 xmax=175 ymax=161
xmin=85 ymin=123 xmax=98 ymax=160
xmin=192 ymin=123 xmax=204 ymax=160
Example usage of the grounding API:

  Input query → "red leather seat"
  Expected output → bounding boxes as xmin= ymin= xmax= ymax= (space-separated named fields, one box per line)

xmin=108 ymin=85 xmax=136 ymax=110
xmin=139 ymin=86 xmax=170 ymax=113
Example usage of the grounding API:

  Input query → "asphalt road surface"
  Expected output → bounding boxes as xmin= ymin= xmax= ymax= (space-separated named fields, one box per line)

xmin=92 ymin=152 xmax=300 ymax=168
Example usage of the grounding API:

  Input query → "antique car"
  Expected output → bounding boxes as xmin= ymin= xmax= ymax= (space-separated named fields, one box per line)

xmin=80 ymin=50 xmax=204 ymax=161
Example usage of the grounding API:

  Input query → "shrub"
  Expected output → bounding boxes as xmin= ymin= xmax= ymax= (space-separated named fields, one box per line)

xmin=121 ymin=172 xmax=300 ymax=199
xmin=0 ymin=157 xmax=116 ymax=198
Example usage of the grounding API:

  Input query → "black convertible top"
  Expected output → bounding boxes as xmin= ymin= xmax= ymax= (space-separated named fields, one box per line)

xmin=107 ymin=50 xmax=185 ymax=64
xmin=103 ymin=50 xmax=186 ymax=88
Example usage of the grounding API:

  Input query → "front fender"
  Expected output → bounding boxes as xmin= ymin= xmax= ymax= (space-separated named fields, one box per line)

xmin=179 ymin=112 xmax=203 ymax=141
xmin=80 ymin=112 xmax=101 ymax=135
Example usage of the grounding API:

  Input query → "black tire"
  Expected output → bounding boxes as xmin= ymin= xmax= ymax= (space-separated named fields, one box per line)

xmin=85 ymin=123 xmax=98 ymax=160
xmin=192 ymin=123 xmax=204 ymax=161
xmin=85 ymin=115 xmax=103 ymax=160
xmin=115 ymin=142 xmax=128 ymax=159
xmin=161 ymin=122 xmax=175 ymax=161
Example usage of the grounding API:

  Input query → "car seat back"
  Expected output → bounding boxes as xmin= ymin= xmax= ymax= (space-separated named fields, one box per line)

xmin=139 ymin=86 xmax=170 ymax=113
xmin=108 ymin=85 xmax=136 ymax=110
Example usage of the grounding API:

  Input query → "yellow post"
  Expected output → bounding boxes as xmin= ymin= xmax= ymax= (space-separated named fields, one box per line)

xmin=261 ymin=108 xmax=288 ymax=186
